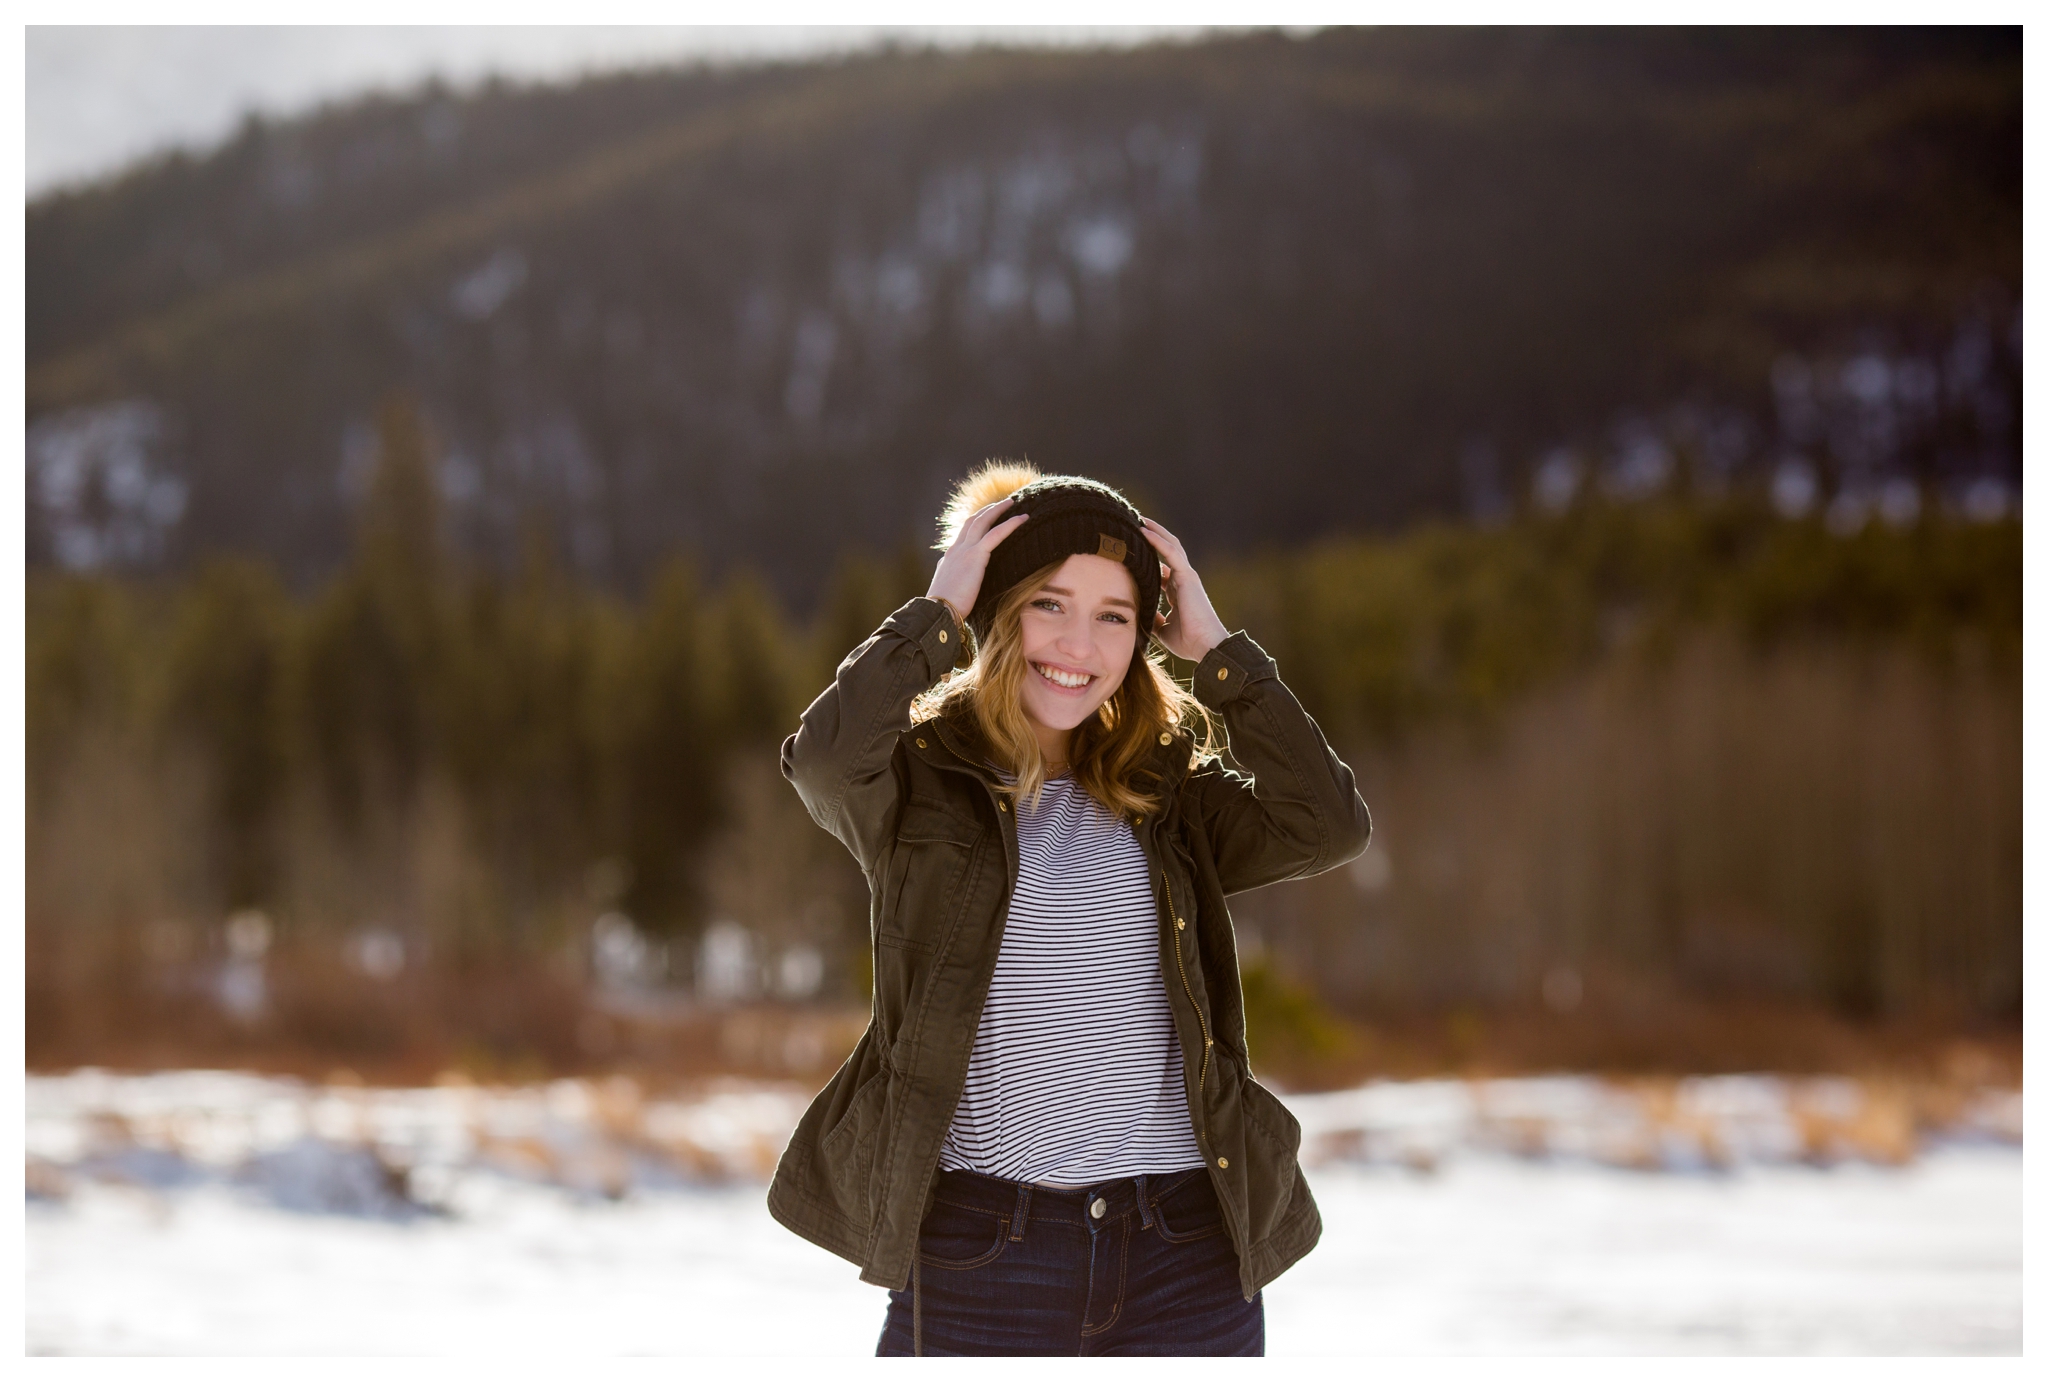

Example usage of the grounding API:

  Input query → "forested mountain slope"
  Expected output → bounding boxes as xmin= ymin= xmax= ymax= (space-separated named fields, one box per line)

xmin=27 ymin=28 xmax=2019 ymax=601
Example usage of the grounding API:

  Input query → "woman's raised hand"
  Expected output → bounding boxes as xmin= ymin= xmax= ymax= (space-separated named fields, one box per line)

xmin=927 ymin=497 xmax=1029 ymax=622
xmin=1140 ymin=517 xmax=1229 ymax=664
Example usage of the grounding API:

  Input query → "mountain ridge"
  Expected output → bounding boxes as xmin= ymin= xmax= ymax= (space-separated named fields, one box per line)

xmin=26 ymin=28 xmax=2019 ymax=605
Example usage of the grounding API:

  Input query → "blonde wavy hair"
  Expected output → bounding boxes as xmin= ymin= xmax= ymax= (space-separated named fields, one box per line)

xmin=913 ymin=461 xmax=1217 ymax=818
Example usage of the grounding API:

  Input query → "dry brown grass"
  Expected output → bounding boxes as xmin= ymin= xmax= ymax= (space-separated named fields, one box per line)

xmin=1246 ymin=991 xmax=2019 ymax=1092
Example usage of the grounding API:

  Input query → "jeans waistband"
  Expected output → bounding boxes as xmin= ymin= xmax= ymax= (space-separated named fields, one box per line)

xmin=931 ymin=1164 xmax=1210 ymax=1235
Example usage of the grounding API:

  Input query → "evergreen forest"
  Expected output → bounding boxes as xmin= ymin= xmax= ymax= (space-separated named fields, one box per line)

xmin=25 ymin=396 xmax=2019 ymax=1078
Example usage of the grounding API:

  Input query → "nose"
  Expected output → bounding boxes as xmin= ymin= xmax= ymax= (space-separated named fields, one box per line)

xmin=1054 ymin=621 xmax=1098 ymax=663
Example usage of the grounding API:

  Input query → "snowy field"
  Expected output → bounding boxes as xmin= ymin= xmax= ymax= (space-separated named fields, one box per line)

xmin=26 ymin=1070 xmax=2022 ymax=1355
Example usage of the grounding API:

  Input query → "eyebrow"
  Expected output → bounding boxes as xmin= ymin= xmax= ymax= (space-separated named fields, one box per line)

xmin=1039 ymin=583 xmax=1137 ymax=611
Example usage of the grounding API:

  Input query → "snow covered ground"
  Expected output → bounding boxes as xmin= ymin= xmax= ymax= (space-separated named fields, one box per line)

xmin=25 ymin=1070 xmax=2021 ymax=1355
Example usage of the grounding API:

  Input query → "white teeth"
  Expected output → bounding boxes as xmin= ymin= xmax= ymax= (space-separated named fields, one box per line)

xmin=1033 ymin=663 xmax=1093 ymax=690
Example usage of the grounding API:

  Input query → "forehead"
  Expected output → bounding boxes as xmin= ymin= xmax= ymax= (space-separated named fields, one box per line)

xmin=1040 ymin=552 xmax=1138 ymax=604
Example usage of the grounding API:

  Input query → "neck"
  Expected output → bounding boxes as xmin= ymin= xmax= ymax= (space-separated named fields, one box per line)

xmin=1029 ymin=721 xmax=1073 ymax=771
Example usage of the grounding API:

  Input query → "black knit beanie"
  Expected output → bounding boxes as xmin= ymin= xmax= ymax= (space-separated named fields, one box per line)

xmin=966 ymin=475 xmax=1160 ymax=660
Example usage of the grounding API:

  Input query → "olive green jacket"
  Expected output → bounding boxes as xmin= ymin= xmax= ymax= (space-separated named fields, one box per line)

xmin=765 ymin=595 xmax=1372 ymax=1301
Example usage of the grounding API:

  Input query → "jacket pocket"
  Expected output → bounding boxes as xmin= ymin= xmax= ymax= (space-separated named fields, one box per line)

xmin=819 ymin=1066 xmax=889 ymax=1222
xmin=878 ymin=799 xmax=982 ymax=951
xmin=1237 ymin=1073 xmax=1303 ymax=1245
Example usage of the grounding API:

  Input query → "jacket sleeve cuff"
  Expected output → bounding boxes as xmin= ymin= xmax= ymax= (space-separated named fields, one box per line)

xmin=1192 ymin=631 xmax=1277 ymax=709
xmin=882 ymin=596 xmax=963 ymax=680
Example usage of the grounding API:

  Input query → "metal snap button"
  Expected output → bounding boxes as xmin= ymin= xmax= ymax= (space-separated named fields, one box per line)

xmin=1159 ymin=731 xmax=1172 ymax=745
xmin=938 ymin=630 xmax=948 ymax=643
xmin=998 ymin=800 xmax=1009 ymax=811
xmin=915 ymin=738 xmax=926 ymax=748
xmin=1090 ymin=1198 xmax=1106 ymax=1219
xmin=1217 ymin=667 xmax=1229 ymax=680
xmin=1217 ymin=1157 xmax=1229 ymax=1169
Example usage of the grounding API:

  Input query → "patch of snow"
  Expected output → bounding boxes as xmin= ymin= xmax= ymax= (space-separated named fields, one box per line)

xmin=23 ymin=1070 xmax=2021 ymax=1354
xmin=451 ymin=248 xmax=528 ymax=320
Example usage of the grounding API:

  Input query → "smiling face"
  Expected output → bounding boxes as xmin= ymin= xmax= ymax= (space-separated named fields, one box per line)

xmin=1014 ymin=552 xmax=1142 ymax=747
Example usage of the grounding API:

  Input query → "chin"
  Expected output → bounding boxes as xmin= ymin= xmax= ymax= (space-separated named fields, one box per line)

xmin=1021 ymin=686 xmax=1107 ymax=733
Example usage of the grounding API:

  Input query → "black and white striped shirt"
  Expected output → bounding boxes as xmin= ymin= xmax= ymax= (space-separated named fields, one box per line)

xmin=938 ymin=773 xmax=1207 ymax=1185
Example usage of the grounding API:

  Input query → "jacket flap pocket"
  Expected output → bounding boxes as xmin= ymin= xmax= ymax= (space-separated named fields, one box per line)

xmin=896 ymin=800 xmax=982 ymax=846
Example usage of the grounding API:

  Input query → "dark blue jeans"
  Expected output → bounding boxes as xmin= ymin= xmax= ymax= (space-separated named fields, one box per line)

xmin=875 ymin=1166 xmax=1265 ymax=1356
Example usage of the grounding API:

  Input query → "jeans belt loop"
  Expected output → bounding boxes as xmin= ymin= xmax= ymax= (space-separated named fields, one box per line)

xmin=1133 ymin=1173 xmax=1154 ymax=1231
xmin=1009 ymin=1182 xmax=1033 ymax=1242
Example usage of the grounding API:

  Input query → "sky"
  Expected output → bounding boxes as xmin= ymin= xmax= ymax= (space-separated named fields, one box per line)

xmin=24 ymin=25 xmax=1221 ymax=200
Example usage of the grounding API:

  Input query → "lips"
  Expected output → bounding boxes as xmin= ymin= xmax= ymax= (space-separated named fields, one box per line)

xmin=1031 ymin=661 xmax=1094 ymax=691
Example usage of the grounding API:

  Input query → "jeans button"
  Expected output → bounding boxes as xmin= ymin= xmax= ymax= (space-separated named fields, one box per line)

xmin=1090 ymin=1198 xmax=1106 ymax=1219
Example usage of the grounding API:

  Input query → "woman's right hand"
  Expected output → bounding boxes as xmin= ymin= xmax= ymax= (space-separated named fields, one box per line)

xmin=927 ymin=497 xmax=1028 ymax=622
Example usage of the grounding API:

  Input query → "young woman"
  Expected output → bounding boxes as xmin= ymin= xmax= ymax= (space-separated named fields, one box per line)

xmin=767 ymin=464 xmax=1371 ymax=1356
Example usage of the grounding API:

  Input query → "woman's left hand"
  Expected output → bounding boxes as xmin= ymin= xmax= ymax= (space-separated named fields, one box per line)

xmin=1140 ymin=517 xmax=1230 ymax=664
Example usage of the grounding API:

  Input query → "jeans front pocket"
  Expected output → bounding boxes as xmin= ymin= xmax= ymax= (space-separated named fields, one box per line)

xmin=916 ymin=1196 xmax=1010 ymax=1270
xmin=1149 ymin=1170 xmax=1224 ymax=1244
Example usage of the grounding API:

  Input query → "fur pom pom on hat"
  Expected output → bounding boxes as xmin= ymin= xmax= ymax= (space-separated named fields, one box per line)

xmin=937 ymin=463 xmax=1159 ymax=655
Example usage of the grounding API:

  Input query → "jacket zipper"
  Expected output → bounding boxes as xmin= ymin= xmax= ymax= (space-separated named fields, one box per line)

xmin=1162 ymin=872 xmax=1212 ymax=1091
